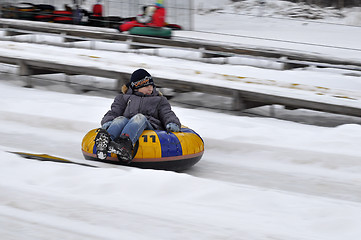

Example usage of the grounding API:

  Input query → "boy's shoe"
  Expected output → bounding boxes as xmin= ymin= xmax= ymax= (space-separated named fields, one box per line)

xmin=108 ymin=140 xmax=123 ymax=155
xmin=94 ymin=128 xmax=111 ymax=160
xmin=113 ymin=135 xmax=134 ymax=163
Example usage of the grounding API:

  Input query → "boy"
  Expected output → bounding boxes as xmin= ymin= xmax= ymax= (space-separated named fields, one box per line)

xmin=95 ymin=68 xmax=181 ymax=163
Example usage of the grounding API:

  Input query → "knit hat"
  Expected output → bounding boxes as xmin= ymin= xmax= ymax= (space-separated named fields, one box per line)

xmin=129 ymin=69 xmax=155 ymax=90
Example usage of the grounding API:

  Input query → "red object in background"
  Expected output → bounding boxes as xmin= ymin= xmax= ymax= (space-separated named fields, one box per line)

xmin=35 ymin=14 xmax=53 ymax=21
xmin=53 ymin=11 xmax=73 ymax=23
xmin=92 ymin=4 xmax=103 ymax=17
xmin=149 ymin=6 xmax=165 ymax=27
xmin=120 ymin=21 xmax=146 ymax=32
xmin=119 ymin=5 xmax=165 ymax=32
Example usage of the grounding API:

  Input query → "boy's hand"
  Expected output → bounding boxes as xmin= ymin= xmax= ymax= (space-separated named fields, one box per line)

xmin=166 ymin=123 xmax=180 ymax=132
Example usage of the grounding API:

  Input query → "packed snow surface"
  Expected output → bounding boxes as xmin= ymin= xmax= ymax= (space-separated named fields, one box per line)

xmin=1 ymin=1 xmax=361 ymax=239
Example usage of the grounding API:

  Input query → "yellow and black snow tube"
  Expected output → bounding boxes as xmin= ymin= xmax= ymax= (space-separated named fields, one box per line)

xmin=81 ymin=126 xmax=204 ymax=171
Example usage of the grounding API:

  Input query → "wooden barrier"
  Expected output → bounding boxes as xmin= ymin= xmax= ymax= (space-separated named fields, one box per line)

xmin=0 ymin=54 xmax=360 ymax=118
xmin=0 ymin=18 xmax=360 ymax=71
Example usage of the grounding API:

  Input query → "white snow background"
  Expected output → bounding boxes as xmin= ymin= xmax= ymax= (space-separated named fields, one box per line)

xmin=0 ymin=0 xmax=361 ymax=239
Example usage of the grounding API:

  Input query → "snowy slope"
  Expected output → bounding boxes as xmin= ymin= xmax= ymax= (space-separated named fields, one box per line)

xmin=1 ymin=79 xmax=361 ymax=240
xmin=1 ymin=1 xmax=361 ymax=240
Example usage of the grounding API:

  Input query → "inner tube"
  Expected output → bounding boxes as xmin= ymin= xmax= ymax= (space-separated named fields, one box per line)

xmin=165 ymin=23 xmax=182 ymax=30
xmin=81 ymin=126 xmax=204 ymax=171
xmin=129 ymin=26 xmax=172 ymax=39
xmin=53 ymin=10 xmax=73 ymax=24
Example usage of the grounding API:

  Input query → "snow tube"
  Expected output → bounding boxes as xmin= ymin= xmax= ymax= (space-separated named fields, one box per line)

xmin=34 ymin=4 xmax=55 ymax=22
xmin=81 ymin=126 xmax=204 ymax=171
xmin=165 ymin=23 xmax=182 ymax=30
xmin=129 ymin=26 xmax=172 ymax=39
xmin=53 ymin=11 xmax=73 ymax=24
xmin=14 ymin=3 xmax=37 ymax=20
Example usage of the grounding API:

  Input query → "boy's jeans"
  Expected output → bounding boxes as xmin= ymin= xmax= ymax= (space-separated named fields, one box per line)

xmin=102 ymin=114 xmax=153 ymax=144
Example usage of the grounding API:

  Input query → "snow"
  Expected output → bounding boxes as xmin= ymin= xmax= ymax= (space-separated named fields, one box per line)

xmin=1 ymin=1 xmax=361 ymax=239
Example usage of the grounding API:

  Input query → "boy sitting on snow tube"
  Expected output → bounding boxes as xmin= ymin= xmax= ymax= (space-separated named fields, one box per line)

xmin=94 ymin=68 xmax=181 ymax=163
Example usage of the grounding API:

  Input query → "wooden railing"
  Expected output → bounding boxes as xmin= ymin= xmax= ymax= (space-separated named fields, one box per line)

xmin=0 ymin=54 xmax=360 ymax=118
xmin=0 ymin=18 xmax=360 ymax=71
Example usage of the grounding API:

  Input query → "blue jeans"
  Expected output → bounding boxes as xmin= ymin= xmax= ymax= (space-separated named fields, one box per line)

xmin=102 ymin=114 xmax=153 ymax=144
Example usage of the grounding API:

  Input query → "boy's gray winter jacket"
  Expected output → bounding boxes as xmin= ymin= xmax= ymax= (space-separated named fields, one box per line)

xmin=101 ymin=86 xmax=180 ymax=130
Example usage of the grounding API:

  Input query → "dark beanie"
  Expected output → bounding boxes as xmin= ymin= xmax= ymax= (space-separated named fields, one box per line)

xmin=129 ymin=69 xmax=155 ymax=90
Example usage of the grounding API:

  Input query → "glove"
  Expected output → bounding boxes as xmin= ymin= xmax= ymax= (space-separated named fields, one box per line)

xmin=136 ymin=14 xmax=152 ymax=23
xmin=166 ymin=123 xmax=180 ymax=132
xmin=101 ymin=121 xmax=112 ymax=130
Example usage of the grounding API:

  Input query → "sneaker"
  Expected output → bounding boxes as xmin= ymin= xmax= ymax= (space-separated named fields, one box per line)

xmin=94 ymin=128 xmax=110 ymax=160
xmin=108 ymin=140 xmax=123 ymax=155
xmin=114 ymin=135 xmax=134 ymax=163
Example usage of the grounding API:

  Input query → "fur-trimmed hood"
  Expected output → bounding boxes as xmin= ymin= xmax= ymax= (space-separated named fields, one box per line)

xmin=121 ymin=84 xmax=162 ymax=96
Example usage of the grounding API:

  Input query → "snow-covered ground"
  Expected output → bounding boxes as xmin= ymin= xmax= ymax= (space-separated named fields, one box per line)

xmin=1 ymin=79 xmax=361 ymax=240
xmin=1 ymin=1 xmax=361 ymax=240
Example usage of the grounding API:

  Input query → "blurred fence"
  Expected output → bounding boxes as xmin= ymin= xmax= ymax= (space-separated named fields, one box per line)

xmin=0 ymin=0 xmax=194 ymax=30
xmin=281 ymin=0 xmax=360 ymax=7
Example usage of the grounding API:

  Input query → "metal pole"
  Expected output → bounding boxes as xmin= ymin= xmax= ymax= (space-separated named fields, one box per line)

xmin=105 ymin=0 xmax=108 ymax=16
xmin=189 ymin=0 xmax=194 ymax=30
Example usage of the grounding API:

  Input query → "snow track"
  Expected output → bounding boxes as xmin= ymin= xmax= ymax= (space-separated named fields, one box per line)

xmin=1 ymin=6 xmax=361 ymax=236
xmin=192 ymin=141 xmax=361 ymax=202
xmin=0 ymin=183 xmax=331 ymax=240
xmin=0 ymin=186 xmax=165 ymax=240
xmin=1 ymin=82 xmax=361 ymax=240
xmin=1 ymin=82 xmax=361 ymax=206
